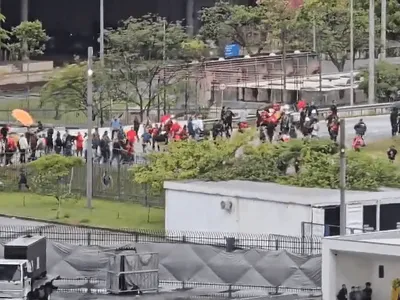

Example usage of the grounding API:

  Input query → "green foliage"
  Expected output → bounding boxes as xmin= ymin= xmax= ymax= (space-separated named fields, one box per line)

xmin=199 ymin=2 xmax=267 ymax=55
xmin=298 ymin=0 xmax=371 ymax=71
xmin=359 ymin=61 xmax=400 ymax=102
xmin=29 ymin=155 xmax=83 ymax=203
xmin=40 ymin=62 xmax=110 ymax=124
xmin=9 ymin=20 xmax=48 ymax=60
xmin=105 ymin=14 xmax=197 ymax=120
xmin=132 ymin=136 xmax=400 ymax=193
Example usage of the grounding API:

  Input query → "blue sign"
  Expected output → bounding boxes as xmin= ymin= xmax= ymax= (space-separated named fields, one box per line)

xmin=224 ymin=43 xmax=240 ymax=58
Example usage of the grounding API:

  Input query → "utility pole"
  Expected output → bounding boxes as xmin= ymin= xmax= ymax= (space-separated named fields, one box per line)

xmin=381 ymin=0 xmax=387 ymax=60
xmin=350 ymin=0 xmax=354 ymax=106
xmin=339 ymin=118 xmax=346 ymax=236
xmin=86 ymin=47 xmax=94 ymax=209
xmin=99 ymin=0 xmax=104 ymax=65
xmin=368 ymin=0 xmax=375 ymax=104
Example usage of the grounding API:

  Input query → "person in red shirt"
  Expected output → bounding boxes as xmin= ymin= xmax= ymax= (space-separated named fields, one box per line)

xmin=76 ymin=132 xmax=84 ymax=157
xmin=5 ymin=136 xmax=16 ymax=165
xmin=297 ymin=99 xmax=307 ymax=111
xmin=126 ymin=127 xmax=137 ymax=144
xmin=170 ymin=121 xmax=181 ymax=140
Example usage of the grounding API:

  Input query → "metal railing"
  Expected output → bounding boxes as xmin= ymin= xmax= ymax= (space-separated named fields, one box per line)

xmin=301 ymin=222 xmax=369 ymax=237
xmin=202 ymin=102 xmax=393 ymax=127
xmin=0 ymin=225 xmax=322 ymax=254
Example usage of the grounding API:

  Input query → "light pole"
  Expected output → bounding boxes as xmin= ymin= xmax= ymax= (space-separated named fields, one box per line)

xmin=99 ymin=0 xmax=104 ymax=65
xmin=86 ymin=47 xmax=94 ymax=209
xmin=339 ymin=118 xmax=346 ymax=236
xmin=368 ymin=0 xmax=375 ymax=104
xmin=349 ymin=0 xmax=354 ymax=106
xmin=381 ymin=0 xmax=387 ymax=59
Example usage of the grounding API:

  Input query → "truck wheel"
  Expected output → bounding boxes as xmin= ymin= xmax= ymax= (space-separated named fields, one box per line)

xmin=27 ymin=292 xmax=34 ymax=300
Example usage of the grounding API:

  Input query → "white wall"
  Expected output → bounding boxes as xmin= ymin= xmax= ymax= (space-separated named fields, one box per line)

xmin=165 ymin=189 xmax=312 ymax=236
xmin=370 ymin=255 xmax=400 ymax=300
xmin=335 ymin=252 xmax=372 ymax=291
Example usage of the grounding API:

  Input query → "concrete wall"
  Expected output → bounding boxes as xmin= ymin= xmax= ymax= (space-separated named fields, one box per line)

xmin=165 ymin=188 xmax=312 ymax=236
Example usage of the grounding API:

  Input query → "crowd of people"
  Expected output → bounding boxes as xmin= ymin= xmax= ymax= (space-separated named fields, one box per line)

xmin=2 ymin=99 xmax=400 ymax=166
xmin=337 ymin=283 xmax=372 ymax=300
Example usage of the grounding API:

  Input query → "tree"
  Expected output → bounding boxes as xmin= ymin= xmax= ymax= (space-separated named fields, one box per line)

xmin=9 ymin=20 xmax=48 ymax=61
xmin=40 ymin=62 xmax=111 ymax=126
xmin=358 ymin=61 xmax=400 ymax=102
xmin=105 ymin=15 xmax=200 ymax=121
xmin=0 ymin=14 xmax=9 ymax=51
xmin=132 ymin=135 xmax=400 ymax=193
xmin=199 ymin=2 xmax=268 ymax=55
xmin=29 ymin=155 xmax=83 ymax=216
xmin=297 ymin=0 xmax=372 ymax=72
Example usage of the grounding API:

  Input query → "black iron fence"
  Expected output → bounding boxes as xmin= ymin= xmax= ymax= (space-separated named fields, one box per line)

xmin=0 ymin=164 xmax=164 ymax=207
xmin=0 ymin=225 xmax=322 ymax=254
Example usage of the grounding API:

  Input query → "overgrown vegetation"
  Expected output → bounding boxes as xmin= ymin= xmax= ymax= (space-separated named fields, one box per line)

xmin=132 ymin=133 xmax=400 ymax=192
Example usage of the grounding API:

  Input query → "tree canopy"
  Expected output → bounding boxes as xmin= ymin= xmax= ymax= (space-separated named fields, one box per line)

xmin=132 ymin=134 xmax=400 ymax=193
xmin=9 ymin=20 xmax=48 ymax=60
xmin=358 ymin=61 xmax=400 ymax=102
xmin=104 ymin=15 xmax=204 ymax=120
xmin=29 ymin=154 xmax=83 ymax=205
xmin=40 ymin=62 xmax=110 ymax=125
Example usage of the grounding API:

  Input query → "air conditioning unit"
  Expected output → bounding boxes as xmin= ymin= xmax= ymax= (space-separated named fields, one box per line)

xmin=220 ymin=200 xmax=233 ymax=212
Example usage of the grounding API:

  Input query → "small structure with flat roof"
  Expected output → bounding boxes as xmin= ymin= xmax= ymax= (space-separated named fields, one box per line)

xmin=164 ymin=180 xmax=400 ymax=237
xmin=322 ymin=230 xmax=400 ymax=300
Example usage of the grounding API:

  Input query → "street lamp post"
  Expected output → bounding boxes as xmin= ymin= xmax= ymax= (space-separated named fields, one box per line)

xmin=350 ymin=0 xmax=354 ymax=106
xmin=99 ymin=0 xmax=104 ymax=65
xmin=86 ymin=47 xmax=94 ymax=209
xmin=368 ymin=0 xmax=375 ymax=104
xmin=339 ymin=118 xmax=346 ymax=236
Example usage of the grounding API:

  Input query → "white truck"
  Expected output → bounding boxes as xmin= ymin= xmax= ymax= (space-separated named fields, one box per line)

xmin=0 ymin=235 xmax=58 ymax=300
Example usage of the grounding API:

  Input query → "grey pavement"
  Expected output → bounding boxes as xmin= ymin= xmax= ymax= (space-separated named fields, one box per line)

xmin=318 ymin=114 xmax=391 ymax=145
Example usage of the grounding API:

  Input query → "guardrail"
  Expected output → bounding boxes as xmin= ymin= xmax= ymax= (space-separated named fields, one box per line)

xmin=202 ymin=102 xmax=394 ymax=127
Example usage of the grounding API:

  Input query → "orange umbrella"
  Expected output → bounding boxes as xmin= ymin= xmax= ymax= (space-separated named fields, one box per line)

xmin=11 ymin=109 xmax=34 ymax=126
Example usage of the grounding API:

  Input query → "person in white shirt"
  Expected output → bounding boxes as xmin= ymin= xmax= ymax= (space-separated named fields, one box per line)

xmin=18 ymin=134 xmax=28 ymax=163
xmin=311 ymin=120 xmax=320 ymax=138
xmin=191 ymin=115 xmax=204 ymax=141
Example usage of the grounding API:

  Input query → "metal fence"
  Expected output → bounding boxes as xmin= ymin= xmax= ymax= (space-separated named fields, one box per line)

xmin=0 ymin=164 xmax=164 ymax=207
xmin=0 ymin=225 xmax=322 ymax=254
xmin=302 ymin=222 xmax=368 ymax=237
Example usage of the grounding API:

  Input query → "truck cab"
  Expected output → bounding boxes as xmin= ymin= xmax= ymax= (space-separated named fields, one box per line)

xmin=0 ymin=235 xmax=58 ymax=300
xmin=0 ymin=259 xmax=32 ymax=299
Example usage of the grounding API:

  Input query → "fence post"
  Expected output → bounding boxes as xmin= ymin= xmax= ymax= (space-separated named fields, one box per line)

xmin=87 ymin=232 xmax=91 ymax=246
xmin=301 ymin=222 xmax=305 ymax=255
xmin=182 ymin=235 xmax=186 ymax=243
xmin=275 ymin=239 xmax=279 ymax=250
xmin=228 ymin=285 xmax=232 ymax=298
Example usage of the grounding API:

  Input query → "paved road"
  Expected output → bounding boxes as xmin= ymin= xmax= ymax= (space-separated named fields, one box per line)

xmin=318 ymin=114 xmax=390 ymax=145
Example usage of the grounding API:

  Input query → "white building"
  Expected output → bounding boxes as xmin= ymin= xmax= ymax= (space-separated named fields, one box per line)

xmin=322 ymin=230 xmax=400 ymax=300
xmin=164 ymin=180 xmax=400 ymax=237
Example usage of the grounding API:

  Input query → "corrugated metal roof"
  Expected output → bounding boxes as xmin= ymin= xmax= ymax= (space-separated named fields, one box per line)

xmin=164 ymin=180 xmax=400 ymax=207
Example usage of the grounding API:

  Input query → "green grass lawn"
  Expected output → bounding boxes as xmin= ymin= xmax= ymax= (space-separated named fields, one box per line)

xmin=0 ymin=192 xmax=165 ymax=230
xmin=362 ymin=137 xmax=400 ymax=163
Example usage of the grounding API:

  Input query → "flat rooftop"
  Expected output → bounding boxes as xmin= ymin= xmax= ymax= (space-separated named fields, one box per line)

xmin=164 ymin=180 xmax=400 ymax=207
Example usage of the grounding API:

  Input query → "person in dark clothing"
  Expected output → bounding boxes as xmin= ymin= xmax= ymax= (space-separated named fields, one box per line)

xmin=187 ymin=117 xmax=195 ymax=138
xmin=0 ymin=125 xmax=8 ymax=140
xmin=133 ymin=116 xmax=140 ymax=136
xmin=337 ymin=284 xmax=348 ymax=300
xmin=354 ymin=119 xmax=367 ymax=138
xmin=349 ymin=286 xmax=356 ymax=300
xmin=390 ymin=107 xmax=399 ymax=136
xmin=362 ymin=282 xmax=372 ymax=300
xmin=46 ymin=128 xmax=54 ymax=153
xmin=18 ymin=170 xmax=29 ymax=190
xmin=220 ymin=106 xmax=226 ymax=121
xmin=330 ymin=101 xmax=338 ymax=116
xmin=110 ymin=139 xmax=121 ymax=165
xmin=388 ymin=145 xmax=398 ymax=162
xmin=222 ymin=107 xmax=234 ymax=136
xmin=212 ymin=120 xmax=224 ymax=140
xmin=54 ymin=132 xmax=63 ymax=154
